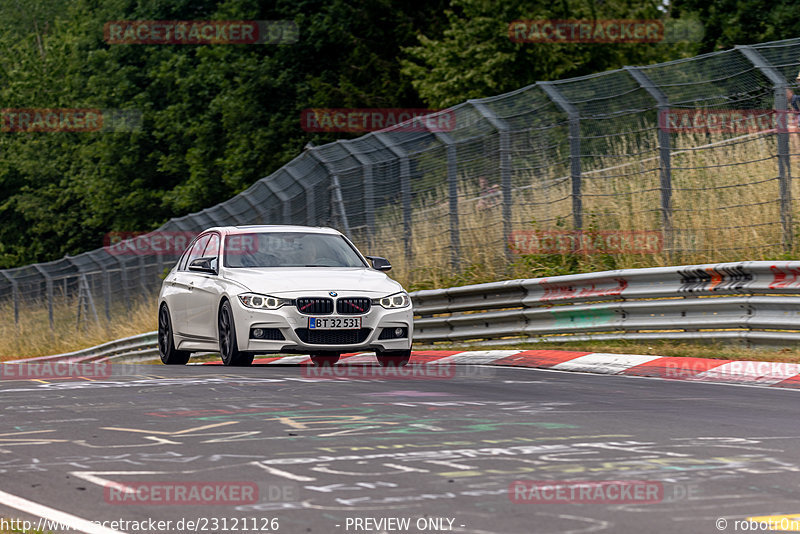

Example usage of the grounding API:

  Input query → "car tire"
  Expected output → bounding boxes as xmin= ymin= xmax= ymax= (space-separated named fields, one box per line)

xmin=376 ymin=349 xmax=411 ymax=367
xmin=219 ymin=300 xmax=254 ymax=366
xmin=158 ymin=305 xmax=191 ymax=365
xmin=310 ymin=353 xmax=340 ymax=366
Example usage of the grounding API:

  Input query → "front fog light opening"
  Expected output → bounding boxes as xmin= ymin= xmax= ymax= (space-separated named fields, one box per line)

xmin=379 ymin=327 xmax=408 ymax=340
xmin=249 ymin=327 xmax=285 ymax=341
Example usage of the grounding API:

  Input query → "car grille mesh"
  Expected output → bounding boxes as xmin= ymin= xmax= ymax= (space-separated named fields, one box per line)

xmin=336 ymin=297 xmax=371 ymax=315
xmin=296 ymin=297 xmax=333 ymax=315
xmin=295 ymin=328 xmax=371 ymax=345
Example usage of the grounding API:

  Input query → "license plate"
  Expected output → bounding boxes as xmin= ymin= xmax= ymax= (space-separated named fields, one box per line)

xmin=309 ymin=317 xmax=361 ymax=329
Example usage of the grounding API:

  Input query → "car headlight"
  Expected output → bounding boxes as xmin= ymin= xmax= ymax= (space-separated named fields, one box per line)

xmin=238 ymin=293 xmax=292 ymax=310
xmin=375 ymin=292 xmax=411 ymax=309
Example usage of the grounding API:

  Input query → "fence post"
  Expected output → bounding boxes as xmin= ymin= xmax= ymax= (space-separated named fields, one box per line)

xmin=307 ymin=149 xmax=352 ymax=235
xmin=340 ymin=142 xmax=376 ymax=241
xmin=430 ymin=131 xmax=460 ymax=271
xmin=373 ymin=132 xmax=413 ymax=263
xmin=469 ymin=101 xmax=513 ymax=261
xmin=625 ymin=66 xmax=674 ymax=258
xmin=114 ymin=255 xmax=129 ymax=310
xmin=262 ymin=178 xmax=293 ymax=225
xmin=32 ymin=265 xmax=54 ymax=332
xmin=738 ymin=45 xmax=793 ymax=252
xmin=238 ymin=182 xmax=273 ymax=225
xmin=285 ymin=164 xmax=318 ymax=227
xmin=540 ymin=82 xmax=583 ymax=230
xmin=1 ymin=272 xmax=18 ymax=326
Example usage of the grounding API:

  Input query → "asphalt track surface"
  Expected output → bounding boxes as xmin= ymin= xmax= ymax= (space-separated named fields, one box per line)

xmin=2 ymin=362 xmax=800 ymax=534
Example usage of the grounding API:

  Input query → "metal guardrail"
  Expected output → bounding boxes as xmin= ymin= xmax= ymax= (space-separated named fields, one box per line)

xmin=29 ymin=260 xmax=800 ymax=361
xmin=412 ymin=261 xmax=800 ymax=347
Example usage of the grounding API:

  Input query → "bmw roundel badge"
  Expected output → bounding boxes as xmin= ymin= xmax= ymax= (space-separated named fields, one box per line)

xmin=329 ymin=291 xmax=338 ymax=297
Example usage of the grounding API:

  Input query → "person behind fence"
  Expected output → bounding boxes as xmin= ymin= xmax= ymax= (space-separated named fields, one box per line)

xmin=786 ymin=71 xmax=800 ymax=129
xmin=476 ymin=176 xmax=500 ymax=210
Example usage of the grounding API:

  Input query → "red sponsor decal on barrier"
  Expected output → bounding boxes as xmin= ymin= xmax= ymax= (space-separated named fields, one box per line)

xmin=1 ymin=362 xmax=111 ymax=380
xmin=769 ymin=265 xmax=800 ymax=289
xmin=539 ymin=278 xmax=628 ymax=302
xmin=510 ymin=230 xmax=662 ymax=255
xmin=300 ymin=108 xmax=454 ymax=133
xmin=509 ymin=20 xmax=664 ymax=43
xmin=659 ymin=109 xmax=798 ymax=133
xmin=104 ymin=20 xmax=298 ymax=45
xmin=509 ymin=480 xmax=663 ymax=503
xmin=104 ymin=481 xmax=258 ymax=505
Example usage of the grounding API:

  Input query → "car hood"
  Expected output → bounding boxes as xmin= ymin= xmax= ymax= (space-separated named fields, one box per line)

xmin=221 ymin=267 xmax=404 ymax=296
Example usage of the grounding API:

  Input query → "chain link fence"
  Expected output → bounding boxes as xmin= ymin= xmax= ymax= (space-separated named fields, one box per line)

xmin=4 ymin=37 xmax=800 ymax=333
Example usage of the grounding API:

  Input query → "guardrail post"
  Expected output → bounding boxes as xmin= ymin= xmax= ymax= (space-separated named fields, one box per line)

xmin=540 ymin=83 xmax=583 ymax=230
xmin=469 ymin=101 xmax=513 ymax=261
xmin=738 ymin=45 xmax=793 ymax=252
xmin=625 ymin=66 xmax=674 ymax=258
xmin=374 ymin=132 xmax=413 ymax=263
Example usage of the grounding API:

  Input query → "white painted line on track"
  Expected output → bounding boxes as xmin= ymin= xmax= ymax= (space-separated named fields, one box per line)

xmin=266 ymin=355 xmax=310 ymax=364
xmin=428 ymin=350 xmax=523 ymax=364
xmin=337 ymin=353 xmax=377 ymax=364
xmin=0 ymin=488 xmax=126 ymax=534
xmin=550 ymin=353 xmax=661 ymax=374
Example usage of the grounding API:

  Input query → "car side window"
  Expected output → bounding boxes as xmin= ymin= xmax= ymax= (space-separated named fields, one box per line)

xmin=202 ymin=234 xmax=220 ymax=271
xmin=183 ymin=234 xmax=211 ymax=271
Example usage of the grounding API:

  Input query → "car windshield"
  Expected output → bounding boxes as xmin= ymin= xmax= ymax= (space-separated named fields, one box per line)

xmin=223 ymin=232 xmax=367 ymax=268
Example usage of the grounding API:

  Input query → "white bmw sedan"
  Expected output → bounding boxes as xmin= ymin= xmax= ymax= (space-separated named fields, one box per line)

xmin=157 ymin=225 xmax=413 ymax=367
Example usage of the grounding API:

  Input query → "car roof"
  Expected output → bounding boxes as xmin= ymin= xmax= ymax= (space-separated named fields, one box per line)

xmin=200 ymin=225 xmax=343 ymax=236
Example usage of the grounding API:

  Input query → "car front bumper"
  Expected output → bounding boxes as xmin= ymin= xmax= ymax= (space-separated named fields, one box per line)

xmin=230 ymin=295 xmax=413 ymax=353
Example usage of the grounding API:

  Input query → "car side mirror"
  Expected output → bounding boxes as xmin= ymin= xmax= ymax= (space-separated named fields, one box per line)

xmin=365 ymin=255 xmax=391 ymax=271
xmin=188 ymin=257 xmax=217 ymax=274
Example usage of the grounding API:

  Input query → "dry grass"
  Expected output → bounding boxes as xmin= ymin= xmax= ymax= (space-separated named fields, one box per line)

xmin=364 ymin=131 xmax=797 ymax=290
xmin=0 ymin=296 xmax=156 ymax=361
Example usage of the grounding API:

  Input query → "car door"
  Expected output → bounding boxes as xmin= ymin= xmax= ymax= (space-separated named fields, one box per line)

xmin=169 ymin=233 xmax=211 ymax=338
xmin=183 ymin=233 xmax=224 ymax=341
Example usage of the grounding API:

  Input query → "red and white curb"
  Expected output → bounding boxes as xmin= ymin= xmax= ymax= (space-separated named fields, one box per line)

xmin=198 ymin=349 xmax=800 ymax=389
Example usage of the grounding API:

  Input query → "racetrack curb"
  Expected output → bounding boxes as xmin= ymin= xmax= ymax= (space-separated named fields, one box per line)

xmin=199 ymin=349 xmax=800 ymax=389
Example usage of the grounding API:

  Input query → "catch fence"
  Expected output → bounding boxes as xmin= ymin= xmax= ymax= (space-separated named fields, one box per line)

xmin=4 ymin=37 xmax=800 ymax=333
